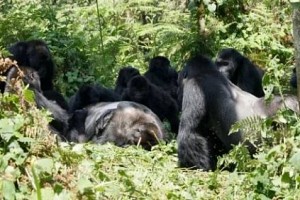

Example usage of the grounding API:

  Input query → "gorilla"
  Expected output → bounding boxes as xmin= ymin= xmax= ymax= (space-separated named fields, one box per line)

xmin=215 ymin=48 xmax=265 ymax=97
xmin=177 ymin=70 xmax=186 ymax=110
xmin=177 ymin=55 xmax=299 ymax=171
xmin=144 ymin=56 xmax=178 ymax=102
xmin=4 ymin=65 xmax=68 ymax=134
xmin=20 ymin=68 xmax=165 ymax=149
xmin=8 ymin=40 xmax=55 ymax=91
xmin=3 ymin=61 xmax=68 ymax=112
xmin=68 ymin=102 xmax=165 ymax=150
xmin=69 ymin=84 xmax=121 ymax=113
xmin=43 ymin=90 xmax=69 ymax=111
xmin=5 ymin=40 xmax=69 ymax=111
xmin=122 ymin=75 xmax=179 ymax=134
xmin=290 ymin=68 xmax=297 ymax=88
xmin=115 ymin=66 xmax=140 ymax=95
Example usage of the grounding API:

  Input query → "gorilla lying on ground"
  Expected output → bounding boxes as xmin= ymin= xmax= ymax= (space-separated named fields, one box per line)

xmin=178 ymin=55 xmax=299 ymax=171
xmin=215 ymin=48 xmax=265 ymax=97
xmin=68 ymin=102 xmax=165 ymax=150
xmin=20 ymin=68 xmax=165 ymax=149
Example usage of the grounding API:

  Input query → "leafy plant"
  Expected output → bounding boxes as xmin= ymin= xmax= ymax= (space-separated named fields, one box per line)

xmin=1 ymin=0 xmax=300 ymax=199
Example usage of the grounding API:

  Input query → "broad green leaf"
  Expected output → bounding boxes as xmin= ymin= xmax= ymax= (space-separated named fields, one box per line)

xmin=0 ymin=115 xmax=25 ymax=141
xmin=41 ymin=187 xmax=55 ymax=200
xmin=207 ymin=3 xmax=216 ymax=12
xmin=281 ymin=172 xmax=292 ymax=184
xmin=32 ymin=187 xmax=55 ymax=200
xmin=53 ymin=189 xmax=71 ymax=200
xmin=34 ymin=158 xmax=54 ymax=175
xmin=23 ymin=89 xmax=35 ymax=103
xmin=290 ymin=151 xmax=300 ymax=170
xmin=2 ymin=180 xmax=15 ymax=200
xmin=77 ymin=177 xmax=93 ymax=194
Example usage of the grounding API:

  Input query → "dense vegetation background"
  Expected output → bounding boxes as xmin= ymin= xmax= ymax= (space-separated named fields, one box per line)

xmin=1 ymin=0 xmax=300 ymax=199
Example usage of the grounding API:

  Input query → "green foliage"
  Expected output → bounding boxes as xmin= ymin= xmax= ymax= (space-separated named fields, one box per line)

xmin=1 ymin=0 xmax=300 ymax=199
xmin=0 ymin=0 xmax=294 ymax=96
xmin=218 ymin=107 xmax=300 ymax=198
xmin=0 ymin=89 xmax=57 ymax=199
xmin=0 ymin=0 xmax=201 ymax=96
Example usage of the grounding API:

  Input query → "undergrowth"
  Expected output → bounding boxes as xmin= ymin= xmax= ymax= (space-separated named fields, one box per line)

xmin=1 ymin=0 xmax=300 ymax=199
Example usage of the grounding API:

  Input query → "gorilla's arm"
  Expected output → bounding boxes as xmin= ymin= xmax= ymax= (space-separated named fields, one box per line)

xmin=34 ymin=91 xmax=69 ymax=130
xmin=20 ymin=68 xmax=69 ymax=135
xmin=43 ymin=90 xmax=69 ymax=111
xmin=177 ymin=79 xmax=211 ymax=170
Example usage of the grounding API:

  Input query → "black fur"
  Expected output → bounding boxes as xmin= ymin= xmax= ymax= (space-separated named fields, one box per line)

xmin=115 ymin=66 xmax=140 ymax=95
xmin=144 ymin=56 xmax=178 ymax=102
xmin=215 ymin=48 xmax=264 ymax=97
xmin=8 ymin=40 xmax=55 ymax=91
xmin=178 ymin=55 xmax=299 ymax=171
xmin=43 ymin=90 xmax=69 ymax=111
xmin=177 ymin=69 xmax=186 ymax=111
xmin=290 ymin=68 xmax=297 ymax=88
xmin=122 ymin=75 xmax=179 ymax=134
xmin=69 ymin=84 xmax=121 ymax=112
xmin=21 ymin=68 xmax=166 ymax=149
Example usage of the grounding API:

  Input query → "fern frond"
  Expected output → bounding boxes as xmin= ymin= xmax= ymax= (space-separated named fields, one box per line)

xmin=230 ymin=115 xmax=267 ymax=142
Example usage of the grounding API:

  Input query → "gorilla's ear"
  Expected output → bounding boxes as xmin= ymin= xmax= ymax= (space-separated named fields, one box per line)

xmin=95 ymin=109 xmax=115 ymax=134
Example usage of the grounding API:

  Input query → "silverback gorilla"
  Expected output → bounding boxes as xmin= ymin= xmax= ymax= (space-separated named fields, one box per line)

xmin=20 ymin=67 xmax=165 ymax=149
xmin=68 ymin=102 xmax=165 ymax=150
xmin=215 ymin=48 xmax=265 ymax=97
xmin=177 ymin=55 xmax=299 ymax=171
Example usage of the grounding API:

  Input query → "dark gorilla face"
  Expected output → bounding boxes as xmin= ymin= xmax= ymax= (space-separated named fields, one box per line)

xmin=28 ymin=45 xmax=51 ymax=65
xmin=215 ymin=48 xmax=241 ymax=78
xmin=114 ymin=66 xmax=141 ymax=96
xmin=125 ymin=122 xmax=160 ymax=150
xmin=27 ymin=41 xmax=52 ymax=77
xmin=23 ymin=68 xmax=41 ymax=90
xmin=127 ymin=76 xmax=150 ymax=101
xmin=149 ymin=56 xmax=171 ymax=75
xmin=119 ymin=67 xmax=140 ymax=84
